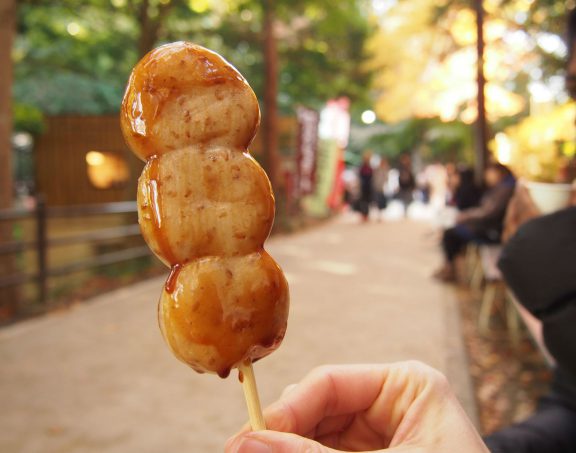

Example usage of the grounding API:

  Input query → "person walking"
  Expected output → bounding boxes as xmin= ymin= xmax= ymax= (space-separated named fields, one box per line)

xmin=372 ymin=158 xmax=389 ymax=221
xmin=397 ymin=154 xmax=415 ymax=217
xmin=358 ymin=153 xmax=373 ymax=222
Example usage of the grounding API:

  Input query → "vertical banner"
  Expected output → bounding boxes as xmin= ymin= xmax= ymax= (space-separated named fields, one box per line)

xmin=319 ymin=97 xmax=350 ymax=209
xmin=295 ymin=106 xmax=320 ymax=196
xmin=302 ymin=98 xmax=350 ymax=216
xmin=319 ymin=97 xmax=350 ymax=149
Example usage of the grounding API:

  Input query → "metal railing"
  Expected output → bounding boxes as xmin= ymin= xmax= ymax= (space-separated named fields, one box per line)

xmin=0 ymin=199 xmax=150 ymax=305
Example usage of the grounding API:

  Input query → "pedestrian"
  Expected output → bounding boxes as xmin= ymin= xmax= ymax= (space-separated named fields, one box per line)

xmin=358 ymin=152 xmax=373 ymax=222
xmin=397 ymin=154 xmax=415 ymax=218
xmin=372 ymin=157 xmax=389 ymax=221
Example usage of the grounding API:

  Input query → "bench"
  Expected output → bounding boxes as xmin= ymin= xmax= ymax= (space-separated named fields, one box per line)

xmin=465 ymin=243 xmax=555 ymax=365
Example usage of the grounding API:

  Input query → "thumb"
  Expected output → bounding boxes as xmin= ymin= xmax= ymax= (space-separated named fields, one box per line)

xmin=225 ymin=431 xmax=339 ymax=453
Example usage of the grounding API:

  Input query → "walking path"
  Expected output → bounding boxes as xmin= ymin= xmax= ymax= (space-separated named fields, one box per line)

xmin=0 ymin=214 xmax=476 ymax=452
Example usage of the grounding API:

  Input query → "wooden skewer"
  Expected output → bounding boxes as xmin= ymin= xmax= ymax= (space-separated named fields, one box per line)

xmin=238 ymin=360 xmax=266 ymax=431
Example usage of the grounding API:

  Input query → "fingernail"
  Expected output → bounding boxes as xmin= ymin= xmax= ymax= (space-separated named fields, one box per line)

xmin=233 ymin=436 xmax=271 ymax=453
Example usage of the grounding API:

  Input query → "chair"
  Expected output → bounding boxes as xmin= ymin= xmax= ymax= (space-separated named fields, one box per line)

xmin=464 ymin=243 xmax=482 ymax=290
xmin=477 ymin=244 xmax=521 ymax=345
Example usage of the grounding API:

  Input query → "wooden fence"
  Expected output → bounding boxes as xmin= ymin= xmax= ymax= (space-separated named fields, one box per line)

xmin=0 ymin=199 xmax=151 ymax=311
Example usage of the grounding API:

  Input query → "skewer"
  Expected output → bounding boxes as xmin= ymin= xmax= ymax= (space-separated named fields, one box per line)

xmin=238 ymin=360 xmax=266 ymax=431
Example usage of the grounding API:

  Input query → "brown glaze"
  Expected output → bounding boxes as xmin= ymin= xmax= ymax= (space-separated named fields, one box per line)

xmin=122 ymin=42 xmax=289 ymax=378
xmin=158 ymin=252 xmax=289 ymax=377
xmin=137 ymin=148 xmax=275 ymax=265
xmin=120 ymin=42 xmax=260 ymax=160
xmin=137 ymin=157 xmax=177 ymax=266
xmin=165 ymin=264 xmax=183 ymax=294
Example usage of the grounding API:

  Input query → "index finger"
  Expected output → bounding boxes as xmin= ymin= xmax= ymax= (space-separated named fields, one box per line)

xmin=262 ymin=362 xmax=431 ymax=436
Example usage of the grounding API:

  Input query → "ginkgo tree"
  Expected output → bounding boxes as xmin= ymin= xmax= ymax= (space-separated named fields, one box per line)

xmin=366 ymin=0 xmax=564 ymax=125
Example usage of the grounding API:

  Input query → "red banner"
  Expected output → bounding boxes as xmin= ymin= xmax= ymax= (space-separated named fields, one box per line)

xmin=295 ymin=106 xmax=320 ymax=196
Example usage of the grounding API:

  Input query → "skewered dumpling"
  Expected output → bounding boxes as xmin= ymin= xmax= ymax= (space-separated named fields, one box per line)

xmin=121 ymin=42 xmax=289 ymax=378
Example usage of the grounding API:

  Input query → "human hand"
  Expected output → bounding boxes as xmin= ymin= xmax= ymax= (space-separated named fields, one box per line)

xmin=225 ymin=361 xmax=488 ymax=452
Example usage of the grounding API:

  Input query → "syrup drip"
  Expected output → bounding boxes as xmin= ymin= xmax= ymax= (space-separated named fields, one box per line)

xmin=165 ymin=264 xmax=183 ymax=294
xmin=146 ymin=157 xmax=177 ymax=265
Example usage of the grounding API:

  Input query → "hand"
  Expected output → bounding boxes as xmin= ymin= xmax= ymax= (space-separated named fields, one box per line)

xmin=225 ymin=361 xmax=488 ymax=452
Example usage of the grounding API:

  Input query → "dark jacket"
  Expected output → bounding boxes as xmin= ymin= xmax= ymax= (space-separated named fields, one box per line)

xmin=454 ymin=169 xmax=482 ymax=210
xmin=460 ymin=176 xmax=516 ymax=241
xmin=499 ymin=207 xmax=576 ymax=409
xmin=398 ymin=167 xmax=415 ymax=192
xmin=359 ymin=163 xmax=373 ymax=202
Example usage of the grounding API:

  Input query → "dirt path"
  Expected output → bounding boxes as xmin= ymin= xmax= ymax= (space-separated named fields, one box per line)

xmin=0 ymin=216 xmax=476 ymax=452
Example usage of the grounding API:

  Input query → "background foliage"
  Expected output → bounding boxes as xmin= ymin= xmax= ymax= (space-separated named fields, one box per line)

xmin=13 ymin=0 xmax=373 ymax=120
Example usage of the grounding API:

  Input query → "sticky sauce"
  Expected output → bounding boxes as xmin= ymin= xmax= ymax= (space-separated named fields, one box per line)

xmin=218 ymin=368 xmax=231 ymax=379
xmin=121 ymin=42 xmax=250 ymax=159
xmin=145 ymin=157 xmax=177 ymax=265
xmin=165 ymin=264 xmax=183 ymax=294
xmin=163 ymin=252 xmax=289 ymax=378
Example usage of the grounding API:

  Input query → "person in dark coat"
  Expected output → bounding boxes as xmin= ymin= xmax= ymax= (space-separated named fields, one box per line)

xmin=358 ymin=153 xmax=373 ymax=222
xmin=396 ymin=154 xmax=415 ymax=217
xmin=434 ymin=163 xmax=515 ymax=282
xmin=372 ymin=158 xmax=389 ymax=220
xmin=483 ymin=206 xmax=576 ymax=452
xmin=453 ymin=167 xmax=483 ymax=211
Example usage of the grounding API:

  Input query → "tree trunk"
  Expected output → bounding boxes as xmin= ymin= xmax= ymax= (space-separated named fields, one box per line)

xmin=137 ymin=0 xmax=157 ymax=58
xmin=0 ymin=0 xmax=15 ymax=204
xmin=262 ymin=0 xmax=279 ymax=191
xmin=0 ymin=0 xmax=18 ymax=320
xmin=136 ymin=0 xmax=173 ymax=58
xmin=474 ymin=0 xmax=489 ymax=184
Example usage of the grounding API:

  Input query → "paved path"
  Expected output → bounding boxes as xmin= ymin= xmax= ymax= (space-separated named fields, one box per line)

xmin=0 ymin=215 xmax=476 ymax=453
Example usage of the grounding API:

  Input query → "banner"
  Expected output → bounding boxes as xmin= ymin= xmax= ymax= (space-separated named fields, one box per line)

xmin=295 ymin=106 xmax=320 ymax=196
xmin=318 ymin=97 xmax=350 ymax=149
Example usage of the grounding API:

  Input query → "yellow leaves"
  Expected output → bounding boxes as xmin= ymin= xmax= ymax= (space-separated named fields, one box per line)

xmin=485 ymin=84 xmax=524 ymax=118
xmin=451 ymin=9 xmax=476 ymax=46
xmin=509 ymin=0 xmax=535 ymax=14
xmin=189 ymin=0 xmax=210 ymax=13
xmin=485 ymin=19 xmax=507 ymax=42
xmin=367 ymin=0 xmax=527 ymax=124
xmin=495 ymin=103 xmax=576 ymax=180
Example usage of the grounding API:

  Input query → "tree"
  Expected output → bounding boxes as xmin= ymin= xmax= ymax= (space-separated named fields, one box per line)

xmin=0 ymin=0 xmax=17 ymax=320
xmin=13 ymin=0 xmax=373 ymax=116
xmin=262 ymin=0 xmax=280 ymax=189
xmin=366 ymin=0 xmax=535 ymax=126
xmin=350 ymin=117 xmax=474 ymax=165
xmin=1 ymin=0 xmax=15 ymax=205
xmin=13 ymin=0 xmax=199 ymax=115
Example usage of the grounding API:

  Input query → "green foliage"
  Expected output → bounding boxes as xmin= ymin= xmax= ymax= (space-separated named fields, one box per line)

xmin=350 ymin=117 xmax=474 ymax=165
xmin=14 ymin=0 xmax=374 ymax=116
xmin=422 ymin=119 xmax=474 ymax=163
xmin=13 ymin=102 xmax=45 ymax=135
xmin=14 ymin=1 xmax=140 ymax=115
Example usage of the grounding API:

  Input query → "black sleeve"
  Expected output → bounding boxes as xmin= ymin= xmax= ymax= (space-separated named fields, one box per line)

xmin=498 ymin=207 xmax=576 ymax=382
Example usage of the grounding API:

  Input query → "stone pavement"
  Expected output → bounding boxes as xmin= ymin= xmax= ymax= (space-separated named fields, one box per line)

xmin=0 ymin=214 xmax=476 ymax=453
